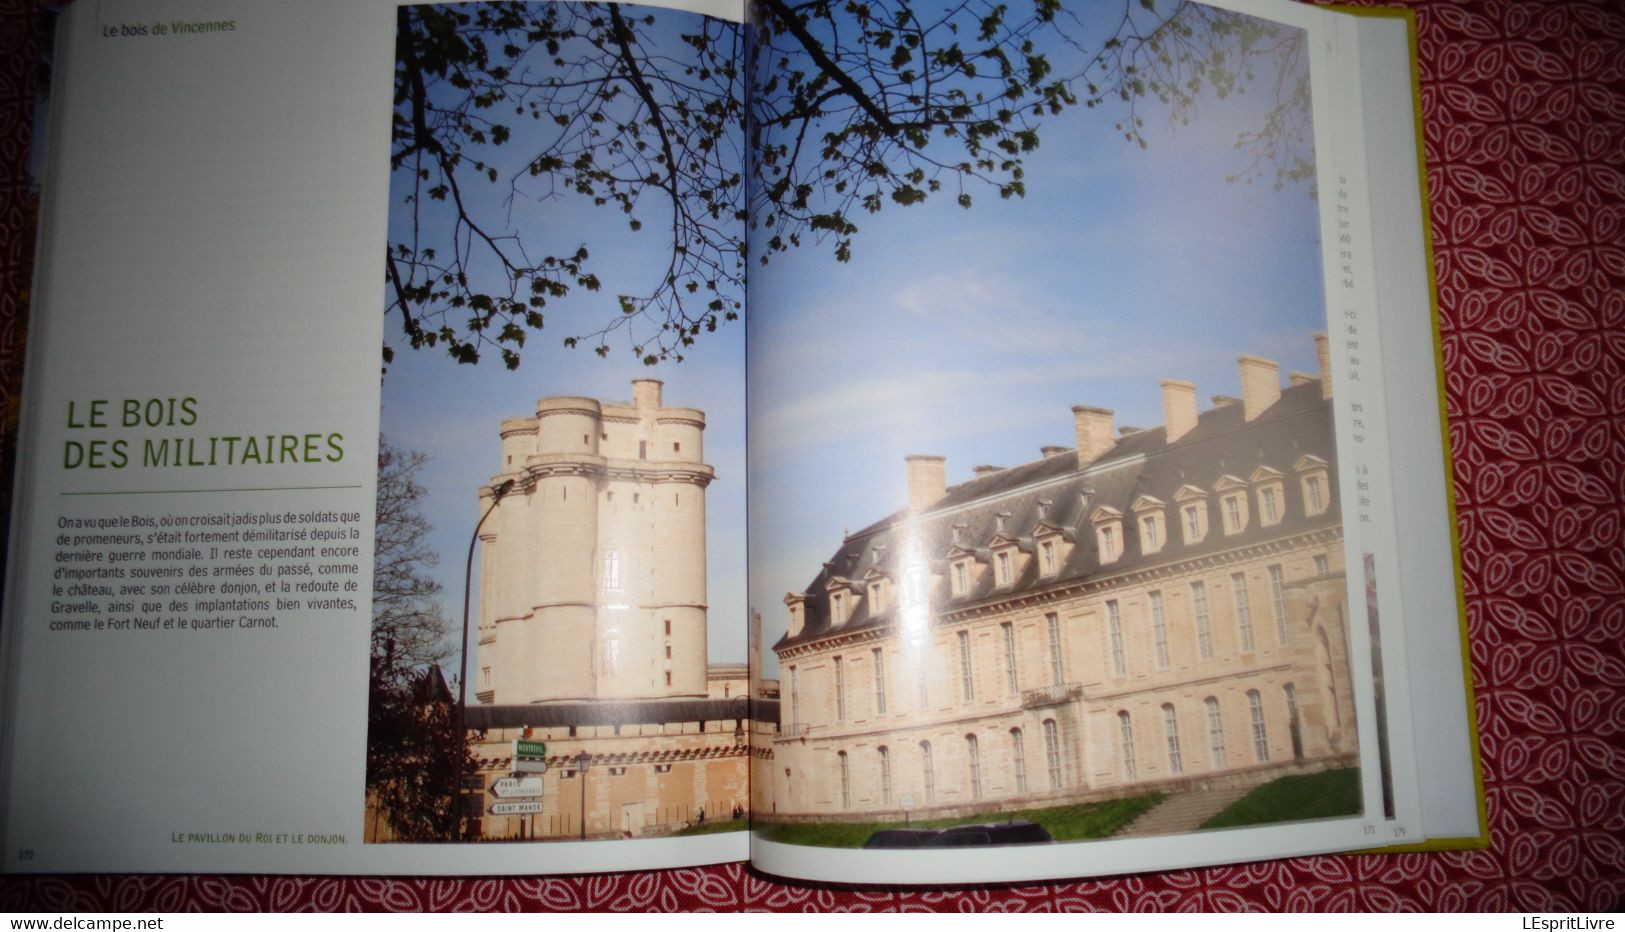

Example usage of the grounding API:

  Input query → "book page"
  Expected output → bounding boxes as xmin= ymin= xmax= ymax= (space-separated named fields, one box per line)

xmin=743 ymin=0 xmax=1433 ymax=884
xmin=1 ymin=0 xmax=752 ymax=875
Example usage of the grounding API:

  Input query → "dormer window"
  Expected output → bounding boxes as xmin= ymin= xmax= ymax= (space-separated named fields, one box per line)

xmin=904 ymin=566 xmax=927 ymax=608
xmin=785 ymin=592 xmax=807 ymax=637
xmin=1250 ymin=467 xmax=1286 ymax=528
xmin=830 ymin=591 xmax=847 ymax=626
xmin=1173 ymin=485 xmax=1209 ymax=545
xmin=1040 ymin=539 xmax=1058 ymax=575
xmin=995 ymin=551 xmax=1013 ymax=586
xmin=1295 ymin=455 xmax=1332 ymax=517
xmin=1131 ymin=495 xmax=1166 ymax=557
xmin=1091 ymin=506 xmax=1124 ymax=565
xmin=868 ymin=579 xmax=886 ymax=614
xmin=1213 ymin=475 xmax=1249 ymax=535
xmin=952 ymin=560 xmax=970 ymax=596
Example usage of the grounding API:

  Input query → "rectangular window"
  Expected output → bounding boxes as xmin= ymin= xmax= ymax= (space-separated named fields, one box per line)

xmin=838 ymin=752 xmax=850 ymax=809
xmin=654 ymin=763 xmax=672 ymax=774
xmin=1046 ymin=612 xmax=1065 ymax=685
xmin=1314 ymin=554 xmax=1330 ymax=575
xmin=1225 ymin=495 xmax=1242 ymax=532
xmin=1307 ymin=476 xmax=1324 ymax=512
xmin=953 ymin=562 xmax=968 ymax=595
xmin=1261 ymin=487 xmax=1278 ymax=524
xmin=869 ymin=582 xmax=884 ymax=614
xmin=602 ymin=550 xmax=620 ymax=589
xmin=830 ymin=592 xmax=845 ymax=625
xmin=834 ymin=656 xmax=846 ymax=721
xmin=664 ymin=619 xmax=672 ymax=636
xmin=1118 ymin=712 xmax=1137 ymax=780
xmin=958 ymin=630 xmax=974 ymax=701
xmin=1142 ymin=516 xmax=1158 ymax=549
xmin=638 ymin=440 xmax=647 ymax=460
xmin=878 ymin=747 xmax=892 ymax=806
xmin=1001 ymin=622 xmax=1018 ymax=695
xmin=1100 ymin=524 xmax=1116 ymax=558
xmin=788 ymin=666 xmax=798 ymax=727
xmin=1269 ymin=564 xmax=1288 ymax=645
xmin=1163 ymin=704 xmax=1183 ymax=775
xmin=996 ymin=551 xmax=1012 ymax=585
xmin=872 ymin=647 xmax=887 ymax=715
xmin=1043 ymin=719 xmax=1063 ymax=788
xmin=1011 ymin=729 xmax=1028 ymax=794
xmin=1193 ymin=581 xmax=1213 ymax=660
xmin=1150 ymin=591 xmax=1169 ymax=670
xmin=966 ymin=735 xmax=982 ymax=799
xmin=1185 ymin=505 xmax=1202 ymax=540
xmin=1041 ymin=540 xmax=1056 ymax=574
xmin=1232 ymin=572 xmax=1255 ymax=652
xmin=1206 ymin=697 xmax=1227 ymax=770
xmin=1108 ymin=601 xmax=1125 ymax=677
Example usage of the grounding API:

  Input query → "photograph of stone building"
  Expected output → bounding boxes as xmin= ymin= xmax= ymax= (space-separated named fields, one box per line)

xmin=758 ymin=340 xmax=1361 ymax=836
xmin=460 ymin=379 xmax=751 ymax=840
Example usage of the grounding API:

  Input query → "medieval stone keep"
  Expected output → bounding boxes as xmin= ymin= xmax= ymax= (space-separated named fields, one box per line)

xmin=765 ymin=338 xmax=1359 ymax=824
xmin=465 ymin=379 xmax=749 ymax=840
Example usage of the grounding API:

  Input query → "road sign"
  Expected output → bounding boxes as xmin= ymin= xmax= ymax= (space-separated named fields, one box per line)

xmin=899 ymin=793 xmax=916 ymax=811
xmin=491 ymin=776 xmax=545 ymax=798
xmin=513 ymin=739 xmax=548 ymax=773
xmin=489 ymin=800 xmax=544 ymax=815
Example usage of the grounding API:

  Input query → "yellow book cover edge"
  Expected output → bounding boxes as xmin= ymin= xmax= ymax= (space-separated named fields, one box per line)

xmin=1321 ymin=2 xmax=1489 ymax=855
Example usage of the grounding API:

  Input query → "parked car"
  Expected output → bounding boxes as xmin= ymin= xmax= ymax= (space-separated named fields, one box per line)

xmin=862 ymin=820 xmax=1054 ymax=849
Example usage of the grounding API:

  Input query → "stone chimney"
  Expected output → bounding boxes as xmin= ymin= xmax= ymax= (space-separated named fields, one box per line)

xmin=1314 ymin=332 xmax=1333 ymax=399
xmin=1161 ymin=379 xmax=1198 ymax=443
xmin=1072 ymin=405 xmax=1115 ymax=464
xmin=1238 ymin=355 xmax=1281 ymax=422
xmin=632 ymin=378 xmax=663 ymax=412
xmin=905 ymin=455 xmax=947 ymax=512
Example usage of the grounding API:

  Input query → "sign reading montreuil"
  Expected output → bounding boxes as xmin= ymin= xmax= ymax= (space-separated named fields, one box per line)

xmin=513 ymin=739 xmax=547 ymax=775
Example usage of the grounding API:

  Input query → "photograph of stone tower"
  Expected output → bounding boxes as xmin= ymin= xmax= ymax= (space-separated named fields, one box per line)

xmin=462 ymin=379 xmax=751 ymax=841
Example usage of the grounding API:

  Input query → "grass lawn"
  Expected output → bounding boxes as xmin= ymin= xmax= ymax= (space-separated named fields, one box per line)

xmin=1199 ymin=768 xmax=1362 ymax=829
xmin=752 ymin=792 xmax=1163 ymax=849
xmin=672 ymin=816 xmax=749 ymax=836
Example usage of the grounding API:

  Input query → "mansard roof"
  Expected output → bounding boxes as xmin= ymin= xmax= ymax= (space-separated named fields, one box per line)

xmin=774 ymin=380 xmax=1339 ymax=652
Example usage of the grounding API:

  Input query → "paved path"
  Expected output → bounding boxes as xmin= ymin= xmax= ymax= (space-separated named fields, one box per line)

xmin=1112 ymin=784 xmax=1257 ymax=838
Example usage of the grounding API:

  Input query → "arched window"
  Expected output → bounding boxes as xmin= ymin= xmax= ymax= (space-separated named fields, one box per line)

xmin=1205 ymin=697 xmax=1227 ymax=770
xmin=966 ymin=734 xmax=982 ymax=799
xmin=1162 ymin=703 xmax=1183 ymax=775
xmin=1248 ymin=690 xmax=1270 ymax=762
xmin=920 ymin=740 xmax=936 ymax=803
xmin=838 ymin=751 xmax=850 ymax=809
xmin=1043 ymin=719 xmax=1063 ymax=788
xmin=1284 ymin=683 xmax=1304 ymax=760
xmin=1010 ymin=728 xmax=1028 ymax=794
xmin=878 ymin=746 xmax=892 ymax=806
xmin=1117 ymin=711 xmax=1137 ymax=780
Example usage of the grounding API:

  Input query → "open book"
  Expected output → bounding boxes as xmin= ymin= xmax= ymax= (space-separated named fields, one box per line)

xmin=1 ymin=0 xmax=1484 ymax=884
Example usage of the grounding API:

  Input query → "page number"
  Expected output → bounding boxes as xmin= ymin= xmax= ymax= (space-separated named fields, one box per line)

xmin=1362 ymin=824 xmax=1376 ymax=836
xmin=16 ymin=848 xmax=34 ymax=861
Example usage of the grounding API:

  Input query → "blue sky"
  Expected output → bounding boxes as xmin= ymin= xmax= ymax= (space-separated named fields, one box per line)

xmin=379 ymin=1 xmax=1328 ymax=684
xmin=746 ymin=6 xmax=1327 ymax=675
xmin=380 ymin=3 xmax=748 ymax=681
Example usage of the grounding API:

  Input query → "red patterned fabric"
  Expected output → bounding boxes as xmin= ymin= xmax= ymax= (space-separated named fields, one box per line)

xmin=0 ymin=0 xmax=1621 ymax=912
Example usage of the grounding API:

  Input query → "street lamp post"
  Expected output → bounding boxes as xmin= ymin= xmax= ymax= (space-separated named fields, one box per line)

xmin=456 ymin=478 xmax=515 ymax=841
xmin=577 ymin=751 xmax=591 ymax=840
